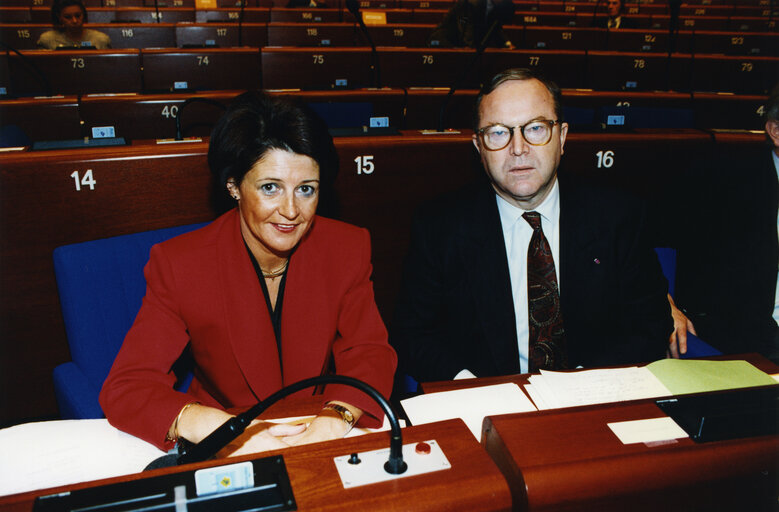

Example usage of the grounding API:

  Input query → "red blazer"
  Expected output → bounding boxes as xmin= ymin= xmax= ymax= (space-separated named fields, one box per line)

xmin=99 ymin=209 xmax=397 ymax=450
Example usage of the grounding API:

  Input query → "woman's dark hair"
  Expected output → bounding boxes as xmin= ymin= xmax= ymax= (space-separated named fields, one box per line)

xmin=208 ymin=91 xmax=340 ymax=215
xmin=51 ymin=0 xmax=87 ymax=27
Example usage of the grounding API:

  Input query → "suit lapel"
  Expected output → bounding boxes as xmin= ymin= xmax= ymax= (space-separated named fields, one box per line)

xmin=461 ymin=184 xmax=521 ymax=374
xmin=558 ymin=174 xmax=599 ymax=294
xmin=217 ymin=211 xmax=283 ymax=401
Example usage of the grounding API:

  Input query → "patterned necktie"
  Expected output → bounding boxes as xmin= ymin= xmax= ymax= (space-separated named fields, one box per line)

xmin=523 ymin=211 xmax=567 ymax=372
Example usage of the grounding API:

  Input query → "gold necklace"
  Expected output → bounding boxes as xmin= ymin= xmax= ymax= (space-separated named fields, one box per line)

xmin=262 ymin=259 xmax=288 ymax=279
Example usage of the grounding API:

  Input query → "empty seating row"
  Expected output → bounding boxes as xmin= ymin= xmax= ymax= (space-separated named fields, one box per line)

xmin=2 ymin=47 xmax=775 ymax=97
xmin=0 ymin=128 xmax=764 ymax=424
xmin=0 ymin=89 xmax=768 ymax=146
xmin=3 ymin=22 xmax=776 ymax=56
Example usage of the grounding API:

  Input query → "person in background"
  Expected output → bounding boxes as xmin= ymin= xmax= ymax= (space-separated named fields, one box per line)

xmin=100 ymin=92 xmax=396 ymax=455
xmin=37 ymin=0 xmax=110 ymax=50
xmin=390 ymin=68 xmax=671 ymax=383
xmin=660 ymin=85 xmax=778 ymax=363
xmin=428 ymin=0 xmax=515 ymax=49
xmin=595 ymin=0 xmax=636 ymax=29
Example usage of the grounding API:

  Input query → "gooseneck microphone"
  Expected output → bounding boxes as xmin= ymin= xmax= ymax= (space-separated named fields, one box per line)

xmin=346 ymin=0 xmax=382 ymax=88
xmin=435 ymin=0 xmax=515 ymax=132
xmin=174 ymin=97 xmax=227 ymax=140
xmin=146 ymin=375 xmax=407 ymax=475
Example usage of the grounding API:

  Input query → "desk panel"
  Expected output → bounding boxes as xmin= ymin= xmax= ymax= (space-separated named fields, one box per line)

xmin=586 ymin=51 xmax=690 ymax=92
xmin=7 ymin=49 xmax=142 ymax=96
xmin=522 ymin=26 xmax=607 ymax=51
xmin=378 ymin=48 xmax=479 ymax=88
xmin=194 ymin=7 xmax=270 ymax=22
xmin=269 ymin=7 xmax=342 ymax=23
xmin=78 ymin=91 xmax=239 ymax=140
xmin=483 ymin=399 xmax=779 ymax=511
xmin=689 ymin=54 xmax=778 ymax=95
xmin=94 ymin=23 xmax=177 ymax=49
xmin=174 ymin=22 xmax=267 ymax=47
xmin=0 ymin=23 xmax=48 ymax=50
xmin=141 ymin=47 xmax=262 ymax=92
xmin=483 ymin=49 xmax=587 ymax=90
xmin=267 ymin=22 xmax=361 ymax=46
xmin=261 ymin=47 xmax=373 ymax=89
xmin=0 ymin=96 xmax=82 ymax=142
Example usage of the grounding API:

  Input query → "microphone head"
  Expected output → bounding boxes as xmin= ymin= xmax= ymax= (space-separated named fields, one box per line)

xmin=346 ymin=0 xmax=360 ymax=16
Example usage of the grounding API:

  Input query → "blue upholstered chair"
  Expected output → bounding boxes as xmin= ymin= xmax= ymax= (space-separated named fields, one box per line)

xmin=52 ymin=222 xmax=208 ymax=419
xmin=654 ymin=247 xmax=722 ymax=359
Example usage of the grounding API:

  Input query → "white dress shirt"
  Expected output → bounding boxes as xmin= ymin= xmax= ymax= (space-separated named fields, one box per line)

xmin=497 ymin=179 xmax=561 ymax=374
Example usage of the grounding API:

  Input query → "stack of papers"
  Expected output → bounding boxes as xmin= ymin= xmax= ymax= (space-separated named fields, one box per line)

xmin=526 ymin=367 xmax=672 ymax=410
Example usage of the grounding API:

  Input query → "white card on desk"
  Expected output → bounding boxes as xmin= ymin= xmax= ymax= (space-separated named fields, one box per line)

xmin=400 ymin=383 xmax=537 ymax=440
xmin=608 ymin=417 xmax=688 ymax=445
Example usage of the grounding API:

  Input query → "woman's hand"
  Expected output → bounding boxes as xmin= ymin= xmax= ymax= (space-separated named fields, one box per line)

xmin=283 ymin=401 xmax=363 ymax=447
xmin=218 ymin=420 xmax=306 ymax=458
xmin=171 ymin=403 xmax=305 ymax=458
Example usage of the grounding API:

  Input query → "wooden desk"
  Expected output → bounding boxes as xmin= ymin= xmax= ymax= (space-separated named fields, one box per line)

xmin=422 ymin=354 xmax=779 ymax=511
xmin=0 ymin=413 xmax=511 ymax=512
xmin=483 ymin=397 xmax=777 ymax=511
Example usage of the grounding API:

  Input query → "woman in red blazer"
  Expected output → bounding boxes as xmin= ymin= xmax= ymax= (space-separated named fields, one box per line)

xmin=99 ymin=92 xmax=397 ymax=454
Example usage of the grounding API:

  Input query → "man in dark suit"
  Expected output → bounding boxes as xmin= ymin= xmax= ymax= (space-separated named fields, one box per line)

xmin=594 ymin=0 xmax=637 ymax=29
xmin=390 ymin=68 xmax=671 ymax=382
xmin=427 ymin=0 xmax=515 ymax=49
xmin=661 ymin=87 xmax=779 ymax=363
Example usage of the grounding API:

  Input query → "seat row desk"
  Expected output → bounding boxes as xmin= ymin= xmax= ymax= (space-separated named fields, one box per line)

xmin=0 ymin=353 xmax=775 ymax=510
xmin=1 ymin=89 xmax=769 ymax=144
xmin=2 ymin=47 xmax=776 ymax=96
xmin=3 ymin=22 xmax=776 ymax=55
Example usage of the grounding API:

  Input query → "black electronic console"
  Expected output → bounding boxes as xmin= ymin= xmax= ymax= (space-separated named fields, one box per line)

xmin=33 ymin=454 xmax=296 ymax=512
xmin=656 ymin=385 xmax=779 ymax=443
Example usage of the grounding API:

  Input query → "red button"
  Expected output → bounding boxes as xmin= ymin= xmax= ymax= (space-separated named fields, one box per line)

xmin=415 ymin=442 xmax=431 ymax=455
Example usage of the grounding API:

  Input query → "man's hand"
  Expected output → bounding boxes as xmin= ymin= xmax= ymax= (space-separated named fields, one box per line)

xmin=667 ymin=294 xmax=697 ymax=358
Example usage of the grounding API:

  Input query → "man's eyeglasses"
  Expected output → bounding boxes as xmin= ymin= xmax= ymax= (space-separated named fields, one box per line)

xmin=476 ymin=120 xmax=561 ymax=151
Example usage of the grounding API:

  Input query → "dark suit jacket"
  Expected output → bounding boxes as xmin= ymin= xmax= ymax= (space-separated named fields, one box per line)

xmin=390 ymin=172 xmax=671 ymax=382
xmin=100 ymin=209 xmax=396 ymax=450
xmin=666 ymin=147 xmax=778 ymax=361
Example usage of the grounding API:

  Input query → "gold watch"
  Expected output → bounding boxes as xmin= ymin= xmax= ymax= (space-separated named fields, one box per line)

xmin=322 ymin=402 xmax=355 ymax=429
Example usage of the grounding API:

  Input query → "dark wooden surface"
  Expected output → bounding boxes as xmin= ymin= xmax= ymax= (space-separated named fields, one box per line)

xmin=422 ymin=354 xmax=779 ymax=511
xmin=0 ymin=399 xmax=512 ymax=512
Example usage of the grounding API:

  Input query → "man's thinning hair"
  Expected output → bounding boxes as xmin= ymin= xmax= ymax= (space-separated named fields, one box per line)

xmin=473 ymin=68 xmax=564 ymax=131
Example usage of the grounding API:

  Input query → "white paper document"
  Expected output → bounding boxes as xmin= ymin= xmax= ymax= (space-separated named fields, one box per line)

xmin=524 ymin=367 xmax=673 ymax=410
xmin=608 ymin=417 xmax=689 ymax=445
xmin=400 ymin=383 xmax=537 ymax=440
